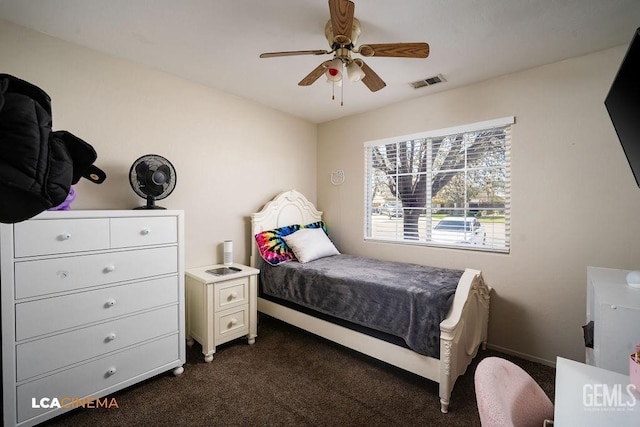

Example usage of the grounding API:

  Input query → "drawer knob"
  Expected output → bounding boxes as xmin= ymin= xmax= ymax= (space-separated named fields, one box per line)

xmin=57 ymin=270 xmax=70 ymax=279
xmin=229 ymin=318 xmax=238 ymax=326
xmin=104 ymin=265 xmax=116 ymax=273
xmin=105 ymin=299 xmax=116 ymax=308
xmin=106 ymin=333 xmax=117 ymax=341
xmin=140 ymin=228 xmax=151 ymax=236
xmin=58 ymin=233 xmax=72 ymax=241
xmin=106 ymin=367 xmax=117 ymax=376
xmin=229 ymin=292 xmax=238 ymax=300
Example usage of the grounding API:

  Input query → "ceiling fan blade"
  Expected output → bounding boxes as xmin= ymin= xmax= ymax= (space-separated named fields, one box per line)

xmin=328 ymin=0 xmax=355 ymax=44
xmin=358 ymin=42 xmax=430 ymax=58
xmin=298 ymin=61 xmax=331 ymax=86
xmin=260 ymin=50 xmax=329 ymax=58
xmin=359 ymin=61 xmax=386 ymax=92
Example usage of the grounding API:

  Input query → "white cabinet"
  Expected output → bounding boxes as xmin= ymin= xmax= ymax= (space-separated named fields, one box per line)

xmin=185 ymin=264 xmax=259 ymax=362
xmin=1 ymin=210 xmax=186 ymax=427
xmin=586 ymin=266 xmax=640 ymax=374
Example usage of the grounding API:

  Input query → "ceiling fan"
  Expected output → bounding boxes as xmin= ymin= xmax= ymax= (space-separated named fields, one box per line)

xmin=259 ymin=0 xmax=430 ymax=96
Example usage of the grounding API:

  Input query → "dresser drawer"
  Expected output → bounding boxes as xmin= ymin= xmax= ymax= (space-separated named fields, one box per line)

xmin=110 ymin=216 xmax=178 ymax=248
xmin=215 ymin=306 xmax=249 ymax=344
xmin=16 ymin=276 xmax=178 ymax=340
xmin=15 ymin=246 xmax=178 ymax=299
xmin=13 ymin=218 xmax=110 ymax=257
xmin=215 ymin=277 xmax=248 ymax=312
xmin=16 ymin=334 xmax=180 ymax=424
xmin=17 ymin=305 xmax=179 ymax=381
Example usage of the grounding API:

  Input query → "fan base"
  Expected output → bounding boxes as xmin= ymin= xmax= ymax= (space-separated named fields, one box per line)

xmin=134 ymin=205 xmax=166 ymax=210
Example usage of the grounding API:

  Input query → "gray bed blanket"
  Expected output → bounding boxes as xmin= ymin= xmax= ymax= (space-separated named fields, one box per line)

xmin=260 ymin=254 xmax=463 ymax=358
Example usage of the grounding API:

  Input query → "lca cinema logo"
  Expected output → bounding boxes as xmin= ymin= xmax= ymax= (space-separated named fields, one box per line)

xmin=31 ymin=396 xmax=119 ymax=409
xmin=583 ymin=383 xmax=638 ymax=411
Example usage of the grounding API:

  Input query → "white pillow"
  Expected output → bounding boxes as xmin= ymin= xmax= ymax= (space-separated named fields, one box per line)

xmin=282 ymin=227 xmax=340 ymax=263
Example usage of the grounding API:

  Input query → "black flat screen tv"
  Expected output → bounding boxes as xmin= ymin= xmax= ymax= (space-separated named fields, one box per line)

xmin=605 ymin=27 xmax=640 ymax=188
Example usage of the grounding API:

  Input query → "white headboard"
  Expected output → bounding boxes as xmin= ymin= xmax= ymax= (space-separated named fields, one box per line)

xmin=250 ymin=190 xmax=322 ymax=267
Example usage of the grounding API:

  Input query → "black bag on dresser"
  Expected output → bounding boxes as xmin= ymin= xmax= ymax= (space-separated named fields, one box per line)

xmin=0 ymin=74 xmax=106 ymax=223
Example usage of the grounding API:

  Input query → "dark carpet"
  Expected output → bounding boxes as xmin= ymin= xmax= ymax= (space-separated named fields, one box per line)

xmin=43 ymin=315 xmax=555 ymax=426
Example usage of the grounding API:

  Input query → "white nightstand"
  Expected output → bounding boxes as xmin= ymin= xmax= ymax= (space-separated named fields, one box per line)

xmin=185 ymin=264 xmax=259 ymax=362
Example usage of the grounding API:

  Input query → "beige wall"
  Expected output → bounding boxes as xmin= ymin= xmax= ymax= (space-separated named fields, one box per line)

xmin=0 ymin=20 xmax=318 ymax=268
xmin=317 ymin=45 xmax=640 ymax=364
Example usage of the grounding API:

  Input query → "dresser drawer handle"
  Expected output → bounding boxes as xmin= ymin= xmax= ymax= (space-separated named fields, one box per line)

xmin=228 ymin=292 xmax=238 ymax=300
xmin=57 ymin=270 xmax=70 ymax=279
xmin=106 ymin=367 xmax=117 ymax=376
xmin=104 ymin=264 xmax=116 ymax=273
xmin=106 ymin=333 xmax=117 ymax=342
xmin=229 ymin=318 xmax=238 ymax=327
xmin=140 ymin=228 xmax=151 ymax=236
xmin=58 ymin=233 xmax=72 ymax=241
xmin=105 ymin=299 xmax=116 ymax=308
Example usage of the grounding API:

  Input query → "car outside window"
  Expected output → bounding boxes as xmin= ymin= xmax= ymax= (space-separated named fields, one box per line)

xmin=435 ymin=220 xmax=472 ymax=232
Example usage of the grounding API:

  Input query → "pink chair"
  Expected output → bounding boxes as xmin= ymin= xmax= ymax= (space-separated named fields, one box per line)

xmin=474 ymin=357 xmax=554 ymax=427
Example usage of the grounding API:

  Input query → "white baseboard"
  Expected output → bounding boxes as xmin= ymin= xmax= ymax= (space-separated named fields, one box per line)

xmin=485 ymin=343 xmax=556 ymax=368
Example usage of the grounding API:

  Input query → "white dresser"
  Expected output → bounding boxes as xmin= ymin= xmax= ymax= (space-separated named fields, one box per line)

xmin=0 ymin=210 xmax=186 ymax=427
xmin=586 ymin=266 xmax=640 ymax=374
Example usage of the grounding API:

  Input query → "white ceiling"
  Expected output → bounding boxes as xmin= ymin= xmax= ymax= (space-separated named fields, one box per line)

xmin=1 ymin=0 xmax=640 ymax=124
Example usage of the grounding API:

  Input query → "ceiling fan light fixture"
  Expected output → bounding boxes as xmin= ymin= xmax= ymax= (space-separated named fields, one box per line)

xmin=325 ymin=57 xmax=343 ymax=81
xmin=326 ymin=70 xmax=342 ymax=82
xmin=346 ymin=60 xmax=365 ymax=82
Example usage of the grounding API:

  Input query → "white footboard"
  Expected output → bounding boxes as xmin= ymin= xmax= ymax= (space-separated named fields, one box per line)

xmin=437 ymin=268 xmax=491 ymax=413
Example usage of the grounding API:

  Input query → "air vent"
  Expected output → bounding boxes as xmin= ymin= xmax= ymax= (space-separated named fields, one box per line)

xmin=410 ymin=74 xmax=446 ymax=89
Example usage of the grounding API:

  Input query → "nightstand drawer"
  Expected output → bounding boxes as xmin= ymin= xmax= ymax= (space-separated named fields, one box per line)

xmin=215 ymin=306 xmax=249 ymax=343
xmin=14 ymin=246 xmax=178 ymax=299
xmin=110 ymin=217 xmax=178 ymax=248
xmin=17 ymin=305 xmax=178 ymax=381
xmin=14 ymin=218 xmax=110 ymax=257
xmin=16 ymin=334 xmax=179 ymax=424
xmin=16 ymin=276 xmax=178 ymax=340
xmin=215 ymin=278 xmax=248 ymax=312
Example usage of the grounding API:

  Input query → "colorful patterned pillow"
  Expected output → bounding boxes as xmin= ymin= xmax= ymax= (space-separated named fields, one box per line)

xmin=304 ymin=220 xmax=327 ymax=233
xmin=254 ymin=221 xmax=328 ymax=265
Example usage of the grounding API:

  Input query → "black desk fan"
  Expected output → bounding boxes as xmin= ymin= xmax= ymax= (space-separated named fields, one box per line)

xmin=129 ymin=154 xmax=176 ymax=209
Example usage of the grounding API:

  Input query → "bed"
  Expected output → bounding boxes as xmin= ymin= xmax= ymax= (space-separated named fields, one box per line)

xmin=250 ymin=190 xmax=491 ymax=413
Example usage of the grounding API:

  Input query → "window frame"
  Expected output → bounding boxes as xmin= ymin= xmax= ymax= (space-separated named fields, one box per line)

xmin=364 ymin=116 xmax=514 ymax=253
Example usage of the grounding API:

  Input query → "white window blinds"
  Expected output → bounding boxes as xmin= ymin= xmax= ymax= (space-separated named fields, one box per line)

xmin=364 ymin=117 xmax=513 ymax=252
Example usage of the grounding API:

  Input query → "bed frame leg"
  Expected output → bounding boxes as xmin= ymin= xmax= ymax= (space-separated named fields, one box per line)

xmin=440 ymin=398 xmax=449 ymax=414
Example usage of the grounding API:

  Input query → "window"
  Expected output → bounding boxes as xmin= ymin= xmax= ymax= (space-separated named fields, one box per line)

xmin=364 ymin=117 xmax=513 ymax=252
